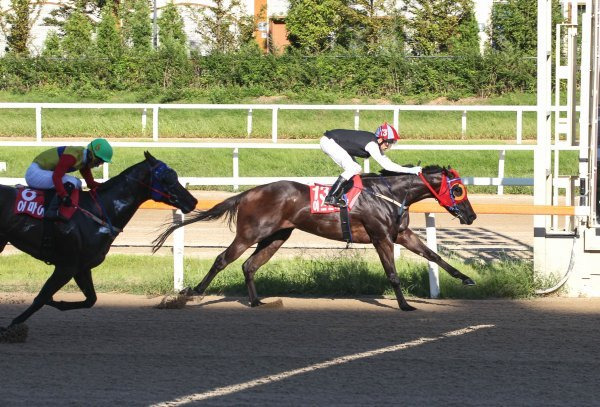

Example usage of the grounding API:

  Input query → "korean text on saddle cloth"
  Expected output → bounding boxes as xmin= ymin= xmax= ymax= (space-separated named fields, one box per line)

xmin=14 ymin=187 xmax=45 ymax=219
xmin=310 ymin=176 xmax=362 ymax=214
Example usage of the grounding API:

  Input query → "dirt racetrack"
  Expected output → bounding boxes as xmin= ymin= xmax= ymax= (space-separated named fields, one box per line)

xmin=1 ymin=292 xmax=600 ymax=406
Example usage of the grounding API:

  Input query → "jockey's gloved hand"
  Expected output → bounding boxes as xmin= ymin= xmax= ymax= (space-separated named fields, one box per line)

xmin=407 ymin=166 xmax=422 ymax=175
xmin=61 ymin=195 xmax=72 ymax=207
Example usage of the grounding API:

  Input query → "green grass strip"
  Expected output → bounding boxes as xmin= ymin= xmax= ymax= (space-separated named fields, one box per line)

xmin=0 ymin=253 xmax=554 ymax=300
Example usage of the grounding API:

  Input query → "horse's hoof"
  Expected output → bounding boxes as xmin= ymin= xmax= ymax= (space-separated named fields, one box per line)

xmin=179 ymin=287 xmax=201 ymax=297
xmin=462 ymin=278 xmax=476 ymax=286
xmin=400 ymin=304 xmax=417 ymax=311
xmin=250 ymin=299 xmax=265 ymax=307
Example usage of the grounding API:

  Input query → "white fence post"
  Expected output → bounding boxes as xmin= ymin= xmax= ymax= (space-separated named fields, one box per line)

xmin=272 ymin=107 xmax=278 ymax=143
xmin=102 ymin=162 xmax=109 ymax=180
xmin=516 ymin=109 xmax=523 ymax=144
xmin=36 ymin=106 xmax=42 ymax=142
xmin=425 ymin=213 xmax=440 ymax=299
xmin=142 ymin=108 xmax=147 ymax=134
xmin=354 ymin=109 xmax=360 ymax=130
xmin=152 ymin=106 xmax=159 ymax=141
xmin=497 ymin=149 xmax=506 ymax=195
xmin=233 ymin=147 xmax=239 ymax=191
xmin=363 ymin=158 xmax=370 ymax=173
xmin=461 ymin=110 xmax=467 ymax=139
xmin=173 ymin=210 xmax=184 ymax=292
xmin=393 ymin=108 xmax=399 ymax=131
xmin=247 ymin=108 xmax=253 ymax=137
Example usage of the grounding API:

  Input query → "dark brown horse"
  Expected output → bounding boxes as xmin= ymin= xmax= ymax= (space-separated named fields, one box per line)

xmin=153 ymin=165 xmax=476 ymax=311
xmin=0 ymin=152 xmax=198 ymax=332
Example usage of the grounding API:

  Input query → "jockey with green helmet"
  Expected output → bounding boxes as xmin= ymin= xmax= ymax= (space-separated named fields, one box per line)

xmin=25 ymin=138 xmax=113 ymax=220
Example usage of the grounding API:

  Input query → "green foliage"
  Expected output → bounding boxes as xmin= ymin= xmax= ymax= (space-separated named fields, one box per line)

xmin=123 ymin=0 xmax=152 ymax=53
xmin=96 ymin=3 xmax=123 ymax=61
xmin=61 ymin=9 xmax=93 ymax=58
xmin=286 ymin=0 xmax=347 ymax=53
xmin=405 ymin=0 xmax=480 ymax=55
xmin=157 ymin=3 xmax=186 ymax=47
xmin=4 ymin=0 xmax=41 ymax=54
xmin=488 ymin=0 xmax=563 ymax=54
xmin=189 ymin=0 xmax=253 ymax=54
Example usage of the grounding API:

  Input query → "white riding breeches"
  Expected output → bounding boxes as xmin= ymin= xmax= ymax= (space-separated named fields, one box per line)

xmin=320 ymin=136 xmax=362 ymax=180
xmin=25 ymin=162 xmax=82 ymax=190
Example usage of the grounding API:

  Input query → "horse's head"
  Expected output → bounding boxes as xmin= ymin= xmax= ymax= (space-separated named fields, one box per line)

xmin=419 ymin=166 xmax=477 ymax=225
xmin=144 ymin=151 xmax=198 ymax=214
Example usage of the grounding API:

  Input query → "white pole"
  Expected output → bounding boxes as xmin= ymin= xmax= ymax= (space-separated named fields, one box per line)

xmin=272 ymin=107 xmax=278 ymax=143
xmin=233 ymin=147 xmax=239 ymax=191
xmin=247 ymin=108 xmax=253 ymax=137
xmin=102 ymin=162 xmax=109 ymax=180
xmin=425 ymin=213 xmax=440 ymax=298
xmin=461 ymin=110 xmax=467 ymax=139
xmin=142 ymin=108 xmax=147 ymax=134
xmin=497 ymin=149 xmax=506 ymax=195
xmin=35 ymin=106 xmax=42 ymax=142
xmin=516 ymin=109 xmax=523 ymax=144
xmin=354 ymin=109 xmax=360 ymax=130
xmin=393 ymin=108 xmax=399 ymax=131
xmin=152 ymin=106 xmax=159 ymax=141
xmin=363 ymin=158 xmax=370 ymax=173
xmin=534 ymin=0 xmax=553 ymax=274
xmin=173 ymin=210 xmax=184 ymax=292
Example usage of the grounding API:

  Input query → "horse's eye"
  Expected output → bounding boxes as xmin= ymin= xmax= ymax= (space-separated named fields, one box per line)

xmin=452 ymin=185 xmax=464 ymax=199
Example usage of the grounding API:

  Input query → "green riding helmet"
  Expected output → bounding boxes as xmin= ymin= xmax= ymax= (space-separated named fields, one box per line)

xmin=88 ymin=138 xmax=113 ymax=163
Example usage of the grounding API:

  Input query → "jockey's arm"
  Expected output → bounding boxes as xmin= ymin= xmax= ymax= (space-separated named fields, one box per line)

xmin=53 ymin=154 xmax=76 ymax=197
xmin=364 ymin=142 xmax=420 ymax=174
xmin=80 ymin=166 xmax=100 ymax=189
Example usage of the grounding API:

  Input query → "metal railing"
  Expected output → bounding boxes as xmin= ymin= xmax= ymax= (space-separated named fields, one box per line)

xmin=0 ymin=102 xmax=539 ymax=144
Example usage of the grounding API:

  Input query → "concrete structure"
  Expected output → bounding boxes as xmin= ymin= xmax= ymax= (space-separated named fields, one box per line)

xmin=535 ymin=0 xmax=600 ymax=297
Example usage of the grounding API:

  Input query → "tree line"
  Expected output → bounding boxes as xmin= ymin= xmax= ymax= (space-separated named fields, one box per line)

xmin=0 ymin=0 xmax=562 ymax=99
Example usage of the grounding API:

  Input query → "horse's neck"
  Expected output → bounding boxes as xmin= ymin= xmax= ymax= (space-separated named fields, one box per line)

xmin=387 ymin=174 xmax=440 ymax=205
xmin=95 ymin=168 xmax=150 ymax=229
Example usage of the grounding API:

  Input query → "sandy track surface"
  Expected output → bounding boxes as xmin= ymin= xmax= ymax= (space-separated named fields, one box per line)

xmin=1 ymin=292 xmax=599 ymax=406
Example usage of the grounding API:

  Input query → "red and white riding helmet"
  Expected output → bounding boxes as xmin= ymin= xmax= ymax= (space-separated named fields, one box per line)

xmin=375 ymin=122 xmax=400 ymax=143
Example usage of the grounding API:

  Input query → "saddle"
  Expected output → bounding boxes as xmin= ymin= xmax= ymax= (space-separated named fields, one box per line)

xmin=14 ymin=185 xmax=80 ymax=221
xmin=310 ymin=175 xmax=363 ymax=214
xmin=310 ymin=175 xmax=364 ymax=245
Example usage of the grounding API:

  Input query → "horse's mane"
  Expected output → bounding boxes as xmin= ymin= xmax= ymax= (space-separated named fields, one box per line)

xmin=94 ymin=160 xmax=146 ymax=192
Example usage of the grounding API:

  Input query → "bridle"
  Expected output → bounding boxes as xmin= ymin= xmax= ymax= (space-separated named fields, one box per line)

xmin=418 ymin=168 xmax=468 ymax=217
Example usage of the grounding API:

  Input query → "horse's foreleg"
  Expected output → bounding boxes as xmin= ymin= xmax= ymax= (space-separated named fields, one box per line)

xmin=372 ymin=237 xmax=416 ymax=311
xmin=10 ymin=266 xmax=74 ymax=326
xmin=0 ymin=239 xmax=7 ymax=253
xmin=396 ymin=229 xmax=475 ymax=285
xmin=242 ymin=228 xmax=293 ymax=307
xmin=47 ymin=268 xmax=97 ymax=311
xmin=189 ymin=236 xmax=252 ymax=296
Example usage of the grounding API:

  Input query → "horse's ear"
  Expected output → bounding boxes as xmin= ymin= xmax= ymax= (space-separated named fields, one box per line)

xmin=144 ymin=151 xmax=157 ymax=164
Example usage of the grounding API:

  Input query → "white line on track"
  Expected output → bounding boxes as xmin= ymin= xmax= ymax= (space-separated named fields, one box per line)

xmin=151 ymin=324 xmax=494 ymax=406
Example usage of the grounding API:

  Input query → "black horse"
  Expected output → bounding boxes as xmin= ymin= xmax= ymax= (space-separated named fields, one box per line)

xmin=0 ymin=152 xmax=197 ymax=330
xmin=153 ymin=165 xmax=476 ymax=311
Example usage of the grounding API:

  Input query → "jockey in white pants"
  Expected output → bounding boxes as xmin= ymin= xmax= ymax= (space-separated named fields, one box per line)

xmin=319 ymin=123 xmax=421 ymax=207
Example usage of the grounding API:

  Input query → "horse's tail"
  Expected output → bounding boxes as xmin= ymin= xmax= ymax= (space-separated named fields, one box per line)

xmin=152 ymin=192 xmax=246 ymax=253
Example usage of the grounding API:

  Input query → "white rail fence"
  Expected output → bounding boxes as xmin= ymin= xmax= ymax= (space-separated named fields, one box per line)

xmin=0 ymin=140 xmax=579 ymax=298
xmin=0 ymin=102 xmax=539 ymax=144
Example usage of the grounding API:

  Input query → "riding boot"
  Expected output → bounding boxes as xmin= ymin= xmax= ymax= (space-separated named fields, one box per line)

xmin=324 ymin=176 xmax=348 ymax=207
xmin=45 ymin=194 xmax=61 ymax=221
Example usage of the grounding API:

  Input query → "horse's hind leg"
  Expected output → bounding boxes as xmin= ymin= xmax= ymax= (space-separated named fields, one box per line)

xmin=46 ymin=268 xmax=97 ymax=311
xmin=242 ymin=228 xmax=294 ymax=307
xmin=10 ymin=266 xmax=75 ymax=326
xmin=396 ymin=229 xmax=475 ymax=285
xmin=190 ymin=236 xmax=253 ymax=296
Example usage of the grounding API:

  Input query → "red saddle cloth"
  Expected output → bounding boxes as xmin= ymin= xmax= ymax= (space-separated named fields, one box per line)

xmin=14 ymin=187 xmax=79 ymax=221
xmin=310 ymin=175 xmax=363 ymax=214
